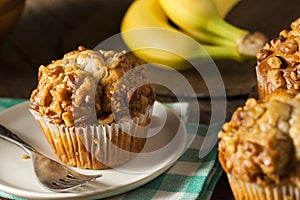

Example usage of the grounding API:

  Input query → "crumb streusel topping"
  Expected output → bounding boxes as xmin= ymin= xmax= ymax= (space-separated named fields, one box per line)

xmin=29 ymin=46 xmax=155 ymax=126
xmin=218 ymin=90 xmax=300 ymax=187
xmin=256 ymin=18 xmax=300 ymax=97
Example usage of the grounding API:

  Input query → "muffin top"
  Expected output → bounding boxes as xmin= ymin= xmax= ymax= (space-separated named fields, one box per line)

xmin=29 ymin=46 xmax=155 ymax=126
xmin=256 ymin=18 xmax=300 ymax=94
xmin=218 ymin=90 xmax=300 ymax=187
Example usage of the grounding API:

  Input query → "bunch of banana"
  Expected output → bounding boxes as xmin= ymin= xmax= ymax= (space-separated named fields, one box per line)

xmin=120 ymin=0 xmax=267 ymax=70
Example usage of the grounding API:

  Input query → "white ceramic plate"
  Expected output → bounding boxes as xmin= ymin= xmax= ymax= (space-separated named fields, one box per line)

xmin=0 ymin=101 xmax=187 ymax=200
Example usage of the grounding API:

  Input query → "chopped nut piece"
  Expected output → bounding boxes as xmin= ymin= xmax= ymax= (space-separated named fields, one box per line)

xmin=29 ymin=48 xmax=155 ymax=126
xmin=267 ymin=70 xmax=285 ymax=87
xmin=22 ymin=154 xmax=30 ymax=159
xmin=291 ymin=71 xmax=297 ymax=80
xmin=267 ymin=56 xmax=282 ymax=69
xmin=218 ymin=90 xmax=297 ymax=186
xmin=257 ymin=49 xmax=273 ymax=62
xmin=280 ymin=39 xmax=299 ymax=54
xmin=279 ymin=29 xmax=288 ymax=38
xmin=270 ymin=38 xmax=283 ymax=49
xmin=256 ymin=18 xmax=300 ymax=99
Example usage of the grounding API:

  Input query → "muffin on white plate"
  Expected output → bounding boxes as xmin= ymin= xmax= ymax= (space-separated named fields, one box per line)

xmin=218 ymin=89 xmax=300 ymax=200
xmin=256 ymin=18 xmax=300 ymax=100
xmin=29 ymin=46 xmax=155 ymax=170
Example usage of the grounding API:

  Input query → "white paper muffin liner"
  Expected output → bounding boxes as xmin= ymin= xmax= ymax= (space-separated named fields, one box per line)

xmin=255 ymin=64 xmax=277 ymax=100
xmin=30 ymin=109 xmax=152 ymax=170
xmin=227 ymin=174 xmax=300 ymax=200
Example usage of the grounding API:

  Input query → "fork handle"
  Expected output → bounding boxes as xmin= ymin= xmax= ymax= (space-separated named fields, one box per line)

xmin=0 ymin=124 xmax=34 ymax=155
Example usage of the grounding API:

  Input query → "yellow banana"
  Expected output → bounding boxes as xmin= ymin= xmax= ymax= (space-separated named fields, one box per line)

xmin=158 ymin=0 xmax=247 ymax=43
xmin=159 ymin=0 xmax=242 ymax=46
xmin=213 ymin=0 xmax=241 ymax=17
xmin=158 ymin=0 xmax=267 ymax=56
xmin=167 ymin=0 xmax=241 ymax=46
xmin=120 ymin=0 xmax=245 ymax=70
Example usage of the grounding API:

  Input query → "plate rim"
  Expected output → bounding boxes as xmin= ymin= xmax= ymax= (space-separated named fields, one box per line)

xmin=0 ymin=101 xmax=187 ymax=200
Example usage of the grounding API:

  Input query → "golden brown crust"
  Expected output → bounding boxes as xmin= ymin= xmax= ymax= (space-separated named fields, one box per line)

xmin=29 ymin=47 xmax=155 ymax=169
xmin=29 ymin=46 xmax=155 ymax=127
xmin=218 ymin=90 xmax=300 ymax=186
xmin=256 ymin=18 xmax=300 ymax=99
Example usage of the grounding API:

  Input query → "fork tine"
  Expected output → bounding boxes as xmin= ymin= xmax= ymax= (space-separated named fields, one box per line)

xmin=51 ymin=174 xmax=102 ymax=188
xmin=38 ymin=173 xmax=101 ymax=191
xmin=58 ymin=177 xmax=83 ymax=184
xmin=52 ymin=180 xmax=80 ymax=186
xmin=50 ymin=177 xmax=92 ymax=190
xmin=50 ymin=181 xmax=82 ymax=190
xmin=66 ymin=174 xmax=102 ymax=181
xmin=0 ymin=124 xmax=102 ymax=192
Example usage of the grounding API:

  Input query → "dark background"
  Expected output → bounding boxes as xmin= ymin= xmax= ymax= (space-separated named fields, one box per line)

xmin=0 ymin=0 xmax=299 ymax=199
xmin=1 ymin=0 xmax=299 ymax=99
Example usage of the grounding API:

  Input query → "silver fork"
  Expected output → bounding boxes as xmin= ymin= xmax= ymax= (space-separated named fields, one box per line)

xmin=0 ymin=124 xmax=102 ymax=192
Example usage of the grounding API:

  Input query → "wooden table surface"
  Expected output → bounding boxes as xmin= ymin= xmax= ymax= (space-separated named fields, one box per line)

xmin=0 ymin=0 xmax=299 ymax=199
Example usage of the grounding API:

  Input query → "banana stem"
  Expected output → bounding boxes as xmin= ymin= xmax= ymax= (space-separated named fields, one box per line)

xmin=204 ymin=34 xmax=237 ymax=46
xmin=202 ymin=45 xmax=249 ymax=61
xmin=206 ymin=16 xmax=248 ymax=43
xmin=183 ymin=27 xmax=237 ymax=47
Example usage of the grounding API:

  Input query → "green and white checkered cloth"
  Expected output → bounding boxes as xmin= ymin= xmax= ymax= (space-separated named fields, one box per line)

xmin=0 ymin=98 xmax=223 ymax=200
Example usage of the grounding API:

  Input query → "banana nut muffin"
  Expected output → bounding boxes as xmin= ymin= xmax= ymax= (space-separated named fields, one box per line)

xmin=29 ymin=46 xmax=155 ymax=169
xmin=218 ymin=90 xmax=300 ymax=199
xmin=256 ymin=18 xmax=300 ymax=100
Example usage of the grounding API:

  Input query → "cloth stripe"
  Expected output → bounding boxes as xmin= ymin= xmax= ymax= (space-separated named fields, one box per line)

xmin=0 ymin=98 xmax=26 ymax=112
xmin=0 ymin=99 xmax=223 ymax=200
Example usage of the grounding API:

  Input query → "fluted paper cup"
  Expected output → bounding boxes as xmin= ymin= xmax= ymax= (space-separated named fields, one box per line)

xmin=30 ymin=109 xmax=151 ymax=170
xmin=227 ymin=174 xmax=300 ymax=200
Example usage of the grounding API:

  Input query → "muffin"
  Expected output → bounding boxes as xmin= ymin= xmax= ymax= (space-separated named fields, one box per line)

xmin=218 ymin=90 xmax=300 ymax=200
xmin=29 ymin=46 xmax=155 ymax=169
xmin=256 ymin=18 xmax=300 ymax=100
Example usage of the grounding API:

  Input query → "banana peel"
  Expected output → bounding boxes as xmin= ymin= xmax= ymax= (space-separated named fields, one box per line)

xmin=213 ymin=0 xmax=240 ymax=17
xmin=157 ymin=0 xmax=246 ymax=42
xmin=120 ymin=0 xmax=267 ymax=70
